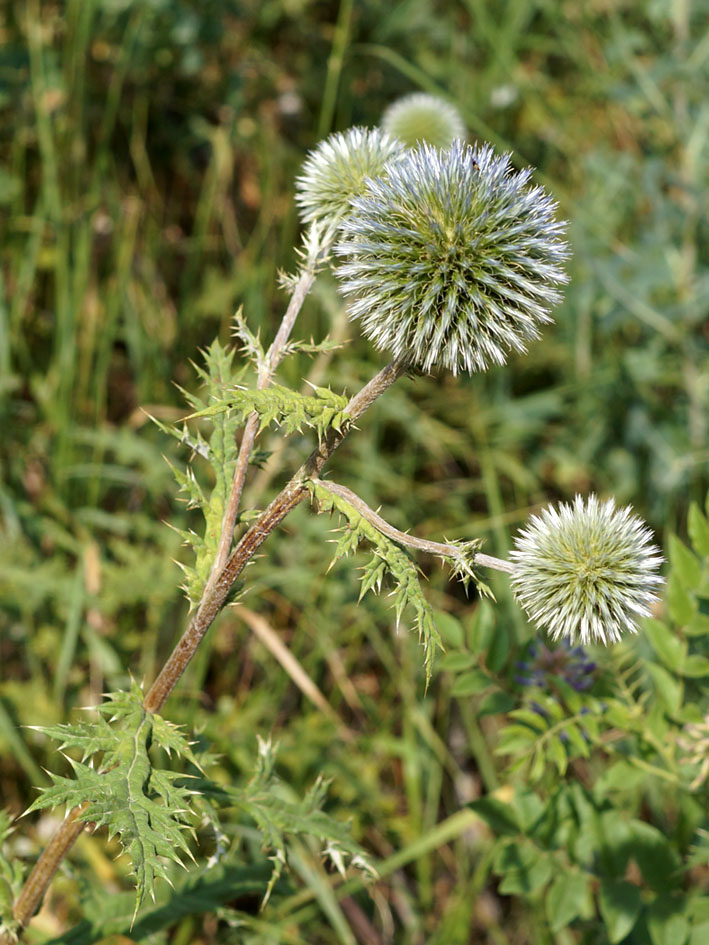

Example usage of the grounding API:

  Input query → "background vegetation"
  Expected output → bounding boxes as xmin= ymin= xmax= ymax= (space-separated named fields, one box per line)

xmin=1 ymin=1 xmax=708 ymax=943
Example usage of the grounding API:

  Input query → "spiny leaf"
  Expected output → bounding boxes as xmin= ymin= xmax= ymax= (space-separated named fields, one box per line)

xmin=186 ymin=384 xmax=350 ymax=442
xmin=26 ymin=683 xmax=202 ymax=920
xmin=215 ymin=738 xmax=376 ymax=906
xmin=152 ymin=338 xmax=250 ymax=604
xmin=231 ymin=306 xmax=265 ymax=370
xmin=448 ymin=538 xmax=494 ymax=599
xmin=154 ymin=335 xmax=350 ymax=605
xmin=148 ymin=416 xmax=211 ymax=461
xmin=308 ymin=480 xmax=443 ymax=681
xmin=280 ymin=336 xmax=345 ymax=358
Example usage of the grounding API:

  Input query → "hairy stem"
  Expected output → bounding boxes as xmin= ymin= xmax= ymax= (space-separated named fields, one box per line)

xmin=243 ymin=301 xmax=350 ymax=506
xmin=144 ymin=358 xmax=407 ymax=713
xmin=312 ymin=479 xmax=515 ymax=574
xmin=208 ymin=248 xmax=321 ymax=584
xmin=9 ymin=805 xmax=88 ymax=935
xmin=10 ymin=358 xmax=406 ymax=937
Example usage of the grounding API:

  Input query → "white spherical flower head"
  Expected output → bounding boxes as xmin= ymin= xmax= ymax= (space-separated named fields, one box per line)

xmin=295 ymin=127 xmax=405 ymax=229
xmin=335 ymin=141 xmax=569 ymax=374
xmin=510 ymin=495 xmax=664 ymax=646
xmin=381 ymin=92 xmax=466 ymax=149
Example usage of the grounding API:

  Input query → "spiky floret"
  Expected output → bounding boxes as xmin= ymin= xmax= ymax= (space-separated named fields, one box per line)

xmin=335 ymin=141 xmax=569 ymax=374
xmin=510 ymin=495 xmax=664 ymax=645
xmin=295 ymin=127 xmax=405 ymax=229
xmin=381 ymin=92 xmax=466 ymax=149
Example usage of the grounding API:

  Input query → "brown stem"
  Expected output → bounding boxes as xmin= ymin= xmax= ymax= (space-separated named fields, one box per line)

xmin=11 ymin=359 xmax=405 ymax=937
xmin=208 ymin=255 xmax=319 ymax=585
xmin=10 ymin=805 xmax=88 ymax=933
xmin=10 ymin=356 xmax=406 ymax=936
xmin=243 ymin=302 xmax=350 ymax=507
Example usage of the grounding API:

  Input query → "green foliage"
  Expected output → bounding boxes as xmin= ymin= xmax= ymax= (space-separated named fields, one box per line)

xmin=42 ymin=862 xmax=274 ymax=945
xmin=27 ymin=682 xmax=202 ymax=918
xmin=308 ymin=479 xmax=443 ymax=680
xmin=26 ymin=686 xmax=373 ymax=935
xmin=0 ymin=812 xmax=23 ymax=943
xmin=470 ymin=498 xmax=709 ymax=943
xmin=2 ymin=1 xmax=708 ymax=942
xmin=209 ymin=736 xmax=376 ymax=908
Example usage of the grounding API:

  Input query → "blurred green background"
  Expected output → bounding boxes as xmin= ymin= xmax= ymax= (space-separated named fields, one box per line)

xmin=1 ymin=0 xmax=708 ymax=942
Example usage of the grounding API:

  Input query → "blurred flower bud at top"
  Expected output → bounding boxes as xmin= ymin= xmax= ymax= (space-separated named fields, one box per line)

xmin=381 ymin=92 xmax=466 ymax=149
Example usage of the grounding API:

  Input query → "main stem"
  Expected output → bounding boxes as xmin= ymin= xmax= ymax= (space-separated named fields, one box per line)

xmin=8 ymin=359 xmax=406 ymax=938
xmin=208 ymin=264 xmax=318 ymax=584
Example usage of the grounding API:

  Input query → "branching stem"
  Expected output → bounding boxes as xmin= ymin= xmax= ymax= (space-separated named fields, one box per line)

xmin=208 ymin=236 xmax=324 ymax=585
xmin=9 ymin=359 xmax=406 ymax=938
xmin=144 ymin=358 xmax=407 ymax=713
xmin=312 ymin=479 xmax=515 ymax=574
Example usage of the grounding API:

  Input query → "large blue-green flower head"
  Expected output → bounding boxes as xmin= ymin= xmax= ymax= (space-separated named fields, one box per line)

xmin=335 ymin=141 xmax=569 ymax=374
xmin=510 ymin=495 xmax=664 ymax=646
xmin=381 ymin=92 xmax=466 ymax=149
xmin=295 ymin=127 xmax=405 ymax=231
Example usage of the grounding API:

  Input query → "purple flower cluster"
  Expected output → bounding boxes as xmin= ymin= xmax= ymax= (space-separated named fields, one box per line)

xmin=515 ymin=640 xmax=597 ymax=692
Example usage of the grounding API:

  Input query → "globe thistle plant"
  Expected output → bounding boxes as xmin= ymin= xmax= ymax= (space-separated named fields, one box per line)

xmin=295 ymin=127 xmax=405 ymax=230
xmin=335 ymin=141 xmax=569 ymax=374
xmin=380 ymin=92 xmax=466 ymax=149
xmin=510 ymin=495 xmax=664 ymax=646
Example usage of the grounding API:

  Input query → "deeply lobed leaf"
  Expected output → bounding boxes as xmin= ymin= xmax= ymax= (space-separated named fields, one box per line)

xmin=27 ymin=683 xmax=201 ymax=919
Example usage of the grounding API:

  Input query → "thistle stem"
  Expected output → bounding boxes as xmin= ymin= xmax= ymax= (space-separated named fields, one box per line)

xmin=208 ymin=238 xmax=323 ymax=585
xmin=312 ymin=479 xmax=515 ymax=574
xmin=9 ymin=805 xmax=88 ymax=934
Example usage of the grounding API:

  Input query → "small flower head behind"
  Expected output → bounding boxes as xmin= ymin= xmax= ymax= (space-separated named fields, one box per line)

xmin=381 ymin=92 xmax=466 ymax=149
xmin=335 ymin=141 xmax=569 ymax=375
xmin=295 ymin=127 xmax=405 ymax=231
xmin=510 ymin=494 xmax=664 ymax=646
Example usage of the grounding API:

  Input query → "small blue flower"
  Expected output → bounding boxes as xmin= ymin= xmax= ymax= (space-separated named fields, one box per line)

xmin=515 ymin=640 xmax=597 ymax=692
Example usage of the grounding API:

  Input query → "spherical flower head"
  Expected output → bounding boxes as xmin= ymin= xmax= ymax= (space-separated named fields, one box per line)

xmin=335 ymin=141 xmax=569 ymax=374
xmin=381 ymin=92 xmax=466 ymax=149
xmin=510 ymin=495 xmax=664 ymax=646
xmin=295 ymin=127 xmax=405 ymax=230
